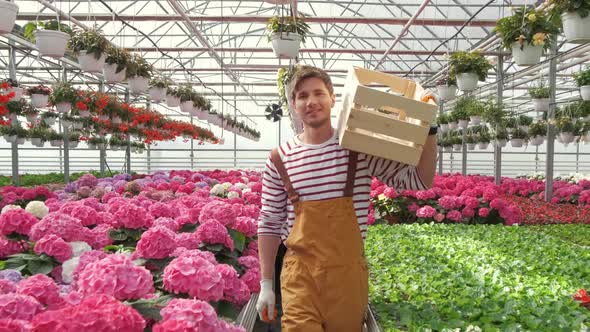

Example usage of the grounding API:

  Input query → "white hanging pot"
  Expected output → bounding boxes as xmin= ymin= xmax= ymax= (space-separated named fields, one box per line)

xmin=270 ymin=32 xmax=302 ymax=59
xmin=73 ymin=122 xmax=83 ymax=130
xmin=561 ymin=11 xmax=590 ymax=43
xmin=43 ymin=117 xmax=56 ymax=126
xmin=31 ymin=137 xmax=43 ymax=145
xmin=456 ymin=72 xmax=479 ymax=91
xmin=180 ymin=101 xmax=193 ymax=113
xmin=466 ymin=143 xmax=476 ymax=150
xmin=56 ymin=102 xmax=72 ymax=113
xmin=79 ymin=110 xmax=90 ymax=118
xmin=452 ymin=144 xmax=462 ymax=151
xmin=448 ymin=122 xmax=458 ymax=130
xmin=0 ymin=1 xmax=18 ymax=34
xmin=149 ymin=87 xmax=166 ymax=102
xmin=583 ymin=134 xmax=590 ymax=143
xmin=61 ymin=120 xmax=72 ymax=128
xmin=50 ymin=140 xmax=63 ymax=147
xmin=469 ymin=116 xmax=481 ymax=125
xmin=69 ymin=141 xmax=79 ymax=148
xmin=439 ymin=124 xmax=448 ymax=132
xmin=88 ymin=143 xmax=96 ymax=150
xmin=111 ymin=116 xmax=122 ymax=124
xmin=458 ymin=119 xmax=469 ymax=129
xmin=580 ymin=86 xmax=590 ymax=101
xmin=138 ymin=148 xmax=144 ymax=154
xmin=26 ymin=114 xmax=38 ymax=123
xmin=35 ymin=30 xmax=70 ymax=58
xmin=78 ymin=51 xmax=106 ymax=73
xmin=103 ymin=64 xmax=126 ymax=83
xmin=99 ymin=115 xmax=109 ymax=121
xmin=16 ymin=137 xmax=25 ymax=145
xmin=128 ymin=76 xmax=149 ymax=95
xmin=31 ymin=94 xmax=49 ymax=108
xmin=5 ymin=135 xmax=16 ymax=143
xmin=443 ymin=146 xmax=453 ymax=153
xmin=111 ymin=145 xmax=118 ymax=151
xmin=559 ymin=132 xmax=575 ymax=143
xmin=477 ymin=142 xmax=489 ymax=150
xmin=532 ymin=98 xmax=550 ymax=111
xmin=8 ymin=87 xmax=22 ymax=101
xmin=510 ymin=139 xmax=525 ymax=147
xmin=531 ymin=136 xmax=546 ymax=146
xmin=511 ymin=42 xmax=543 ymax=66
xmin=437 ymin=85 xmax=457 ymax=100
xmin=166 ymin=95 xmax=181 ymax=108
xmin=496 ymin=139 xmax=507 ymax=148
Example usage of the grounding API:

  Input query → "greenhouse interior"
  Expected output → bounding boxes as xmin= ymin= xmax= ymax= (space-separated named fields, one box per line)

xmin=0 ymin=0 xmax=589 ymax=331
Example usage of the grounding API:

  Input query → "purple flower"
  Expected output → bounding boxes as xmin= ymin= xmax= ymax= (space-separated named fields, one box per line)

xmin=0 ymin=269 xmax=22 ymax=283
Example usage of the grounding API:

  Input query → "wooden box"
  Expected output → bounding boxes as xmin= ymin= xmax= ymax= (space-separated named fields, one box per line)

xmin=336 ymin=66 xmax=438 ymax=166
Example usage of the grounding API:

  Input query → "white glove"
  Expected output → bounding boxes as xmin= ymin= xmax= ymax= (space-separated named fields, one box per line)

xmin=256 ymin=279 xmax=276 ymax=322
xmin=419 ymin=88 xmax=439 ymax=104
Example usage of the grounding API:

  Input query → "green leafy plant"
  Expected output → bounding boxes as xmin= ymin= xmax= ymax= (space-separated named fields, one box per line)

xmin=528 ymin=82 xmax=551 ymax=99
xmin=436 ymin=76 xmax=457 ymax=86
xmin=2 ymin=78 xmax=19 ymax=87
xmin=477 ymin=131 xmax=492 ymax=143
xmin=266 ymin=15 xmax=311 ymax=43
xmin=437 ymin=113 xmax=449 ymax=125
xmin=166 ymin=87 xmax=179 ymax=97
xmin=466 ymin=99 xmax=485 ymax=117
xmin=5 ymin=99 xmax=27 ymax=115
xmin=548 ymin=0 xmax=590 ymax=26
xmin=68 ymin=131 xmax=81 ymax=142
xmin=278 ymin=65 xmax=298 ymax=107
xmin=518 ymin=114 xmax=533 ymax=126
xmin=149 ymin=77 xmax=171 ymax=89
xmin=464 ymin=134 xmax=477 ymax=144
xmin=23 ymin=20 xmax=73 ymax=42
xmin=494 ymin=127 xmax=509 ymax=140
xmin=511 ymin=128 xmax=529 ymax=139
xmin=562 ymin=100 xmax=590 ymax=118
xmin=482 ymin=99 xmax=508 ymax=126
xmin=176 ymin=86 xmax=194 ymax=102
xmin=528 ymin=121 xmax=548 ymax=137
xmin=48 ymin=131 xmax=63 ymax=141
xmin=573 ymin=67 xmax=590 ymax=87
xmin=68 ymin=28 xmax=110 ymax=60
xmin=449 ymin=51 xmax=493 ymax=81
xmin=41 ymin=111 xmax=58 ymax=119
xmin=452 ymin=96 xmax=477 ymax=120
xmin=126 ymin=54 xmax=153 ymax=79
xmin=556 ymin=116 xmax=575 ymax=132
xmin=27 ymin=84 xmax=51 ymax=96
xmin=105 ymin=46 xmax=131 ymax=74
xmin=49 ymin=81 xmax=78 ymax=105
xmin=494 ymin=7 xmax=559 ymax=51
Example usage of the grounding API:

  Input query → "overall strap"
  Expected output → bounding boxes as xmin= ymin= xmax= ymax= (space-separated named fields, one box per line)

xmin=270 ymin=148 xmax=299 ymax=204
xmin=344 ymin=151 xmax=358 ymax=197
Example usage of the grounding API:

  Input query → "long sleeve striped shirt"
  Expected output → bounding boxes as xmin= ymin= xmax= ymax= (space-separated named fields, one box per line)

xmin=257 ymin=131 xmax=427 ymax=241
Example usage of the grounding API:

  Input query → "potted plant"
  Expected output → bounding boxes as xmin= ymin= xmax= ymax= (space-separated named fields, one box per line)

xmin=68 ymin=28 xmax=110 ymax=72
xmin=439 ymin=137 xmax=452 ymax=153
xmin=126 ymin=54 xmax=153 ymax=94
xmin=449 ymin=51 xmax=493 ymax=91
xmin=2 ymin=78 xmax=22 ymax=101
xmin=23 ymin=20 xmax=73 ymax=58
xmin=0 ymin=0 xmax=18 ymax=35
xmin=28 ymin=126 xmax=48 ymax=147
xmin=166 ymin=87 xmax=181 ymax=107
xmin=481 ymin=99 xmax=507 ymax=127
xmin=528 ymin=121 xmax=547 ymax=146
xmin=15 ymin=126 xmax=27 ymax=145
xmin=465 ymin=133 xmax=477 ymax=150
xmin=510 ymin=128 xmax=529 ymax=147
xmin=41 ymin=111 xmax=58 ymax=126
xmin=177 ymin=86 xmax=194 ymax=113
xmin=48 ymin=131 xmax=63 ymax=147
xmin=23 ymin=107 xmax=39 ymax=123
xmin=88 ymin=136 xmax=106 ymax=150
xmin=103 ymin=46 xmax=130 ymax=83
xmin=266 ymin=15 xmax=310 ymax=59
xmin=528 ymin=82 xmax=551 ymax=111
xmin=573 ymin=67 xmax=590 ymax=101
xmin=5 ymin=99 xmax=26 ymax=121
xmin=477 ymin=131 xmax=491 ymax=150
xmin=68 ymin=132 xmax=81 ymax=148
xmin=495 ymin=7 xmax=559 ymax=66
xmin=548 ymin=0 xmax=590 ymax=42
xmin=517 ymin=114 xmax=533 ymax=131
xmin=27 ymin=84 xmax=52 ymax=108
xmin=437 ymin=113 xmax=449 ymax=132
xmin=149 ymin=77 xmax=170 ymax=103
xmin=494 ymin=127 xmax=509 ymax=147
xmin=450 ymin=135 xmax=462 ymax=151
xmin=49 ymin=81 xmax=78 ymax=113
xmin=452 ymin=96 xmax=474 ymax=128
xmin=466 ymin=99 xmax=485 ymax=125
xmin=556 ymin=116 xmax=576 ymax=143
xmin=436 ymin=76 xmax=457 ymax=100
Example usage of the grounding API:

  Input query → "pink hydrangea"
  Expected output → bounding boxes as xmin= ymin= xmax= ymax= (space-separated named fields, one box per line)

xmin=160 ymin=299 xmax=219 ymax=332
xmin=87 ymin=224 xmax=113 ymax=249
xmin=217 ymin=320 xmax=246 ymax=332
xmin=154 ymin=217 xmax=180 ymax=232
xmin=33 ymin=234 xmax=72 ymax=263
xmin=70 ymin=205 xmax=100 ymax=227
xmin=248 ymin=182 xmax=262 ymax=193
xmin=149 ymin=202 xmax=179 ymax=219
xmin=383 ymin=187 xmax=397 ymax=199
xmin=112 ymin=203 xmax=154 ymax=229
xmin=175 ymin=232 xmax=200 ymax=250
xmin=0 ymin=293 xmax=42 ymax=321
xmin=434 ymin=213 xmax=445 ymax=222
xmin=0 ymin=280 xmax=16 ymax=295
xmin=446 ymin=210 xmax=462 ymax=222
xmin=238 ymin=256 xmax=259 ymax=270
xmin=75 ymin=254 xmax=154 ymax=301
xmin=0 ymin=209 xmax=38 ymax=236
xmin=172 ymin=248 xmax=217 ymax=264
xmin=240 ymin=205 xmax=260 ymax=219
xmin=407 ymin=202 xmax=419 ymax=213
xmin=72 ymin=250 xmax=108 ymax=284
xmin=437 ymin=196 xmax=456 ymax=210
xmin=242 ymin=241 xmax=258 ymax=257
xmin=199 ymin=201 xmax=237 ymax=226
xmin=232 ymin=216 xmax=257 ymax=237
xmin=243 ymin=192 xmax=261 ymax=205
xmin=462 ymin=207 xmax=475 ymax=218
xmin=77 ymin=174 xmax=98 ymax=188
xmin=416 ymin=206 xmax=437 ymax=218
xmin=196 ymin=221 xmax=234 ymax=251
xmin=463 ymin=197 xmax=480 ymax=209
xmin=16 ymin=274 xmax=64 ymax=309
xmin=135 ymin=226 xmax=177 ymax=259
xmin=240 ymin=267 xmax=261 ymax=293
xmin=153 ymin=319 xmax=197 ymax=332
xmin=0 ymin=319 xmax=31 ymax=332
xmin=216 ymin=264 xmax=250 ymax=305
xmin=163 ymin=255 xmax=223 ymax=301
xmin=0 ymin=238 xmax=28 ymax=258
xmin=29 ymin=213 xmax=90 ymax=243
xmin=478 ymin=207 xmax=490 ymax=218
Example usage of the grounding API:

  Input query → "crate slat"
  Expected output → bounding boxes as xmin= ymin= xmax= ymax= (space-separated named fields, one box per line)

xmin=347 ymin=107 xmax=429 ymax=145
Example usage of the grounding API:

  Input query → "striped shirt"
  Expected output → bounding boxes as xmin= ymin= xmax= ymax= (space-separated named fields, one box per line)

xmin=257 ymin=131 xmax=427 ymax=241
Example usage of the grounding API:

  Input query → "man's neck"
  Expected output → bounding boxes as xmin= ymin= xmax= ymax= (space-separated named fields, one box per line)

xmin=300 ymin=125 xmax=334 ymax=145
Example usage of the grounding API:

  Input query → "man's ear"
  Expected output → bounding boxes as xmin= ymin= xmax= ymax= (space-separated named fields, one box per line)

xmin=331 ymin=93 xmax=336 ymax=108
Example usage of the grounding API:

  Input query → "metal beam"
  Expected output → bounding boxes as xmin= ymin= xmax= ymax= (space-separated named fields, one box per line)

xmin=544 ymin=42 xmax=558 ymax=202
xmin=494 ymin=56 xmax=504 ymax=185
xmin=8 ymin=43 xmax=19 ymax=186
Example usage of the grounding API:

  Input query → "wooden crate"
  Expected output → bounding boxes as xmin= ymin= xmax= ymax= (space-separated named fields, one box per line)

xmin=336 ymin=66 xmax=438 ymax=166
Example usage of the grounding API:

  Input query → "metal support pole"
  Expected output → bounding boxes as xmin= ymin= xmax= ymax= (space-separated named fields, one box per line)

xmin=438 ymin=102 xmax=444 ymax=175
xmin=461 ymin=129 xmax=467 ymax=176
xmin=233 ymin=85 xmax=237 ymax=168
xmin=494 ymin=56 xmax=504 ymax=185
xmin=576 ymin=143 xmax=580 ymax=174
xmin=62 ymin=67 xmax=70 ymax=183
xmin=545 ymin=42 xmax=558 ymax=202
xmin=99 ymin=81 xmax=106 ymax=177
xmin=190 ymin=116 xmax=195 ymax=169
xmin=8 ymin=43 xmax=19 ymax=186
xmin=147 ymin=145 xmax=151 ymax=174
xmin=450 ymin=151 xmax=454 ymax=173
xmin=125 ymin=89 xmax=131 ymax=174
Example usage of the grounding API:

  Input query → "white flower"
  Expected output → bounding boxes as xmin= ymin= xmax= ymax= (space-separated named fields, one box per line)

xmin=242 ymin=188 xmax=252 ymax=194
xmin=227 ymin=191 xmax=240 ymax=199
xmin=61 ymin=257 xmax=80 ymax=284
xmin=234 ymin=183 xmax=248 ymax=190
xmin=210 ymin=184 xmax=227 ymax=196
xmin=241 ymin=177 xmax=249 ymax=184
xmin=25 ymin=201 xmax=49 ymax=219
xmin=465 ymin=326 xmax=482 ymax=332
xmin=1 ymin=205 xmax=22 ymax=214
xmin=222 ymin=182 xmax=233 ymax=189
xmin=69 ymin=241 xmax=92 ymax=257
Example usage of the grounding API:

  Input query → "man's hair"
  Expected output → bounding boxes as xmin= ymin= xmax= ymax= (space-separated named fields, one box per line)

xmin=290 ymin=65 xmax=334 ymax=101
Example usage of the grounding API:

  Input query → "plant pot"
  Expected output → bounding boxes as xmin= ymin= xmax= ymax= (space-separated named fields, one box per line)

xmin=103 ymin=63 xmax=126 ymax=83
xmin=128 ymin=76 xmax=149 ymax=95
xmin=496 ymin=139 xmax=507 ymax=148
xmin=33 ymin=141 xmax=45 ymax=147
xmin=453 ymin=144 xmax=462 ymax=151
xmin=8 ymin=87 xmax=22 ymax=101
xmin=518 ymin=125 xmax=529 ymax=132
xmin=56 ymin=102 xmax=72 ymax=113
xmin=43 ymin=117 xmax=56 ymax=126
xmin=96 ymin=143 xmax=106 ymax=150
xmin=270 ymin=32 xmax=302 ymax=59
xmin=469 ymin=116 xmax=481 ymax=125
xmin=99 ymin=115 xmax=109 ymax=121
xmin=436 ymin=85 xmax=457 ymax=100
xmin=88 ymin=143 xmax=96 ymax=150
xmin=31 ymin=137 xmax=43 ymax=145
xmin=69 ymin=141 xmax=79 ymax=148
xmin=50 ymin=140 xmax=63 ymax=147
xmin=31 ymin=94 xmax=49 ymax=108
xmin=458 ymin=119 xmax=469 ymax=129
xmin=61 ymin=120 xmax=72 ymax=128
xmin=148 ymin=87 xmax=166 ymax=103
xmin=559 ymin=132 xmax=575 ymax=144
xmin=443 ymin=146 xmax=452 ymax=153
xmin=562 ymin=11 xmax=590 ymax=43
xmin=166 ymin=95 xmax=181 ymax=108
xmin=79 ymin=110 xmax=90 ymax=118
xmin=477 ymin=142 xmax=489 ymax=150
xmin=0 ymin=1 xmax=18 ymax=34
xmin=466 ymin=143 xmax=476 ymax=150
xmin=180 ymin=101 xmax=193 ymax=113
xmin=78 ymin=51 xmax=106 ymax=73
xmin=456 ymin=72 xmax=479 ymax=91
xmin=26 ymin=114 xmax=38 ymax=123
xmin=532 ymin=98 xmax=550 ymax=111
xmin=35 ymin=30 xmax=70 ymax=58
xmin=448 ymin=122 xmax=458 ymax=130
xmin=511 ymin=42 xmax=543 ymax=66
xmin=580 ymin=86 xmax=590 ymax=101
xmin=530 ymin=135 xmax=545 ymax=146
xmin=5 ymin=135 xmax=16 ymax=143
xmin=111 ymin=145 xmax=118 ymax=151
xmin=16 ymin=137 xmax=25 ymax=145
xmin=440 ymin=124 xmax=448 ymax=132
xmin=111 ymin=116 xmax=122 ymax=125
xmin=510 ymin=139 xmax=525 ymax=147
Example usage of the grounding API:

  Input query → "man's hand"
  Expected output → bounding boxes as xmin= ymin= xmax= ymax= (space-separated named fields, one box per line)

xmin=256 ymin=279 xmax=277 ymax=322
xmin=419 ymin=89 xmax=438 ymax=105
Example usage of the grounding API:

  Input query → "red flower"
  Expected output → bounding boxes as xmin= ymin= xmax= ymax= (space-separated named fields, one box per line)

xmin=76 ymin=101 xmax=88 ymax=111
xmin=574 ymin=289 xmax=590 ymax=304
xmin=0 ymin=82 xmax=9 ymax=89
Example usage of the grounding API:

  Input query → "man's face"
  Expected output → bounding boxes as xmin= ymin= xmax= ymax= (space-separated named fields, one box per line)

xmin=292 ymin=77 xmax=335 ymax=129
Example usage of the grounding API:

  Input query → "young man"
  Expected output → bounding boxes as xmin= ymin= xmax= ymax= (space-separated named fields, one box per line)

xmin=256 ymin=66 xmax=437 ymax=332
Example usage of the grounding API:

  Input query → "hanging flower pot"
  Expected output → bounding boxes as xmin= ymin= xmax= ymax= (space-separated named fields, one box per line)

xmin=452 ymin=144 xmax=462 ymax=151
xmin=477 ymin=142 xmax=489 ymax=150
xmin=87 ymin=143 xmax=96 ymax=150
xmin=510 ymin=139 xmax=525 ymax=147
xmin=0 ymin=1 xmax=18 ymax=35
xmin=448 ymin=122 xmax=458 ymax=130
xmin=559 ymin=132 xmax=575 ymax=143
xmin=61 ymin=119 xmax=72 ymax=128
xmin=50 ymin=139 xmax=63 ymax=147
xmin=443 ymin=146 xmax=453 ymax=153
xmin=69 ymin=141 xmax=79 ymax=149
xmin=128 ymin=76 xmax=149 ymax=95
xmin=466 ymin=143 xmax=476 ymax=150
xmin=43 ymin=117 xmax=56 ymax=126
xmin=166 ymin=95 xmax=181 ymax=108
xmin=8 ymin=113 xmax=17 ymax=122
xmin=96 ymin=143 xmax=106 ymax=150
xmin=79 ymin=110 xmax=90 ymax=118
xmin=16 ymin=137 xmax=25 ymax=145
xmin=456 ymin=72 xmax=479 ymax=91
xmin=31 ymin=94 xmax=49 ymax=108
xmin=437 ymin=85 xmax=457 ymax=100
xmin=439 ymin=124 xmax=449 ymax=132
xmin=103 ymin=64 xmax=126 ymax=83
xmin=78 ymin=51 xmax=106 ymax=73
xmin=532 ymin=98 xmax=550 ymax=111
xmin=496 ymin=139 xmax=507 ymax=148
xmin=4 ymin=135 xmax=16 ymax=143
xmin=35 ymin=30 xmax=70 ymax=58
xmin=137 ymin=123 xmax=145 ymax=129
xmin=469 ymin=116 xmax=481 ymax=125
xmin=56 ymin=102 xmax=72 ymax=113
xmin=530 ymin=135 xmax=545 ymax=146
xmin=180 ymin=101 xmax=193 ymax=113
xmin=30 ymin=137 xmax=43 ymax=146
xmin=111 ymin=145 xmax=118 ymax=151
xmin=561 ymin=11 xmax=590 ymax=43
xmin=583 ymin=134 xmax=590 ymax=143
xmin=8 ymin=87 xmax=23 ymax=101
xmin=580 ymin=86 xmax=590 ymax=101
xmin=149 ymin=87 xmax=166 ymax=103
xmin=270 ymin=32 xmax=302 ymax=59
xmin=511 ymin=42 xmax=543 ymax=66
xmin=458 ymin=119 xmax=469 ymax=129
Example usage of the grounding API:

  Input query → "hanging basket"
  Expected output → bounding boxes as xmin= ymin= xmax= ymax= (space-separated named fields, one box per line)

xmin=128 ymin=76 xmax=149 ymax=95
xmin=510 ymin=139 xmax=525 ymax=147
xmin=466 ymin=143 xmax=476 ymax=150
xmin=511 ymin=43 xmax=543 ymax=66
xmin=580 ymin=86 xmax=590 ymax=101
xmin=530 ymin=136 xmax=545 ymax=146
xmin=440 ymin=124 xmax=448 ymax=132
xmin=443 ymin=146 xmax=452 ymax=153
xmin=43 ymin=117 xmax=56 ymax=126
xmin=78 ymin=51 xmax=106 ymax=73
xmin=149 ymin=87 xmax=166 ymax=103
xmin=562 ymin=11 xmax=590 ymax=43
xmin=8 ymin=87 xmax=23 ymax=101
xmin=79 ymin=110 xmax=90 ymax=118
xmin=458 ymin=119 xmax=469 ymax=129
xmin=469 ymin=116 xmax=481 ymax=125
xmin=50 ymin=140 xmax=63 ymax=147
xmin=456 ymin=72 xmax=479 ymax=91
xmin=0 ymin=1 xmax=18 ymax=35
xmin=453 ymin=144 xmax=462 ymax=151
xmin=31 ymin=138 xmax=43 ymax=146
xmin=103 ymin=64 xmax=126 ymax=83
xmin=31 ymin=94 xmax=49 ymax=108
xmin=111 ymin=116 xmax=122 ymax=124
xmin=56 ymin=102 xmax=72 ymax=113
xmin=87 ymin=143 xmax=96 ymax=150
xmin=99 ymin=115 xmax=109 ymax=121
xmin=532 ymin=98 xmax=550 ymax=111
xmin=559 ymin=132 xmax=575 ymax=144
xmin=270 ymin=32 xmax=302 ymax=59
xmin=477 ymin=142 xmax=489 ymax=150
xmin=180 ymin=101 xmax=193 ymax=113
xmin=16 ymin=137 xmax=25 ymax=145
xmin=437 ymin=85 xmax=457 ymax=100
xmin=496 ymin=139 xmax=507 ymax=148
xmin=35 ymin=30 xmax=70 ymax=58
xmin=166 ymin=95 xmax=181 ymax=107
xmin=448 ymin=122 xmax=458 ymax=130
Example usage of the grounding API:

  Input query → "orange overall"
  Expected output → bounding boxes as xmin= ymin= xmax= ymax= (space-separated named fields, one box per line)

xmin=270 ymin=149 xmax=368 ymax=332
